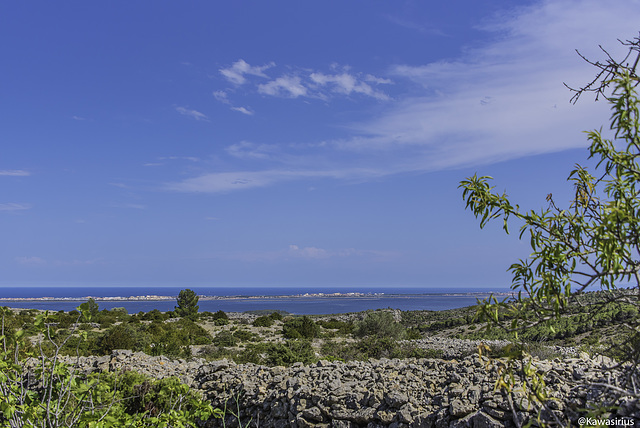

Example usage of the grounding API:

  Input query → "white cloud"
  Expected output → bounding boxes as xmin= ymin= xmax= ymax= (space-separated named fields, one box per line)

xmin=226 ymin=141 xmax=274 ymax=159
xmin=175 ymin=106 xmax=209 ymax=121
xmin=144 ymin=156 xmax=199 ymax=167
xmin=159 ymin=156 xmax=200 ymax=162
xmin=310 ymin=72 xmax=389 ymax=100
xmin=334 ymin=0 xmax=640 ymax=169
xmin=71 ymin=115 xmax=86 ymax=121
xmin=219 ymin=59 xmax=274 ymax=85
xmin=213 ymin=90 xmax=230 ymax=103
xmin=167 ymin=1 xmax=640 ymax=193
xmin=231 ymin=106 xmax=254 ymax=116
xmin=258 ymin=75 xmax=308 ymax=98
xmin=288 ymin=245 xmax=329 ymax=259
xmin=109 ymin=203 xmax=146 ymax=209
xmin=0 ymin=203 xmax=31 ymax=211
xmin=364 ymin=74 xmax=393 ymax=85
xmin=0 ymin=170 xmax=30 ymax=176
xmin=15 ymin=256 xmax=101 ymax=266
xmin=216 ymin=60 xmax=391 ymax=102
xmin=214 ymin=89 xmax=255 ymax=115
xmin=165 ymin=168 xmax=383 ymax=193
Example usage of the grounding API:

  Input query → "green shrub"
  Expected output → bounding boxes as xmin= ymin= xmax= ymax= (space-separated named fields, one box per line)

xmin=211 ymin=310 xmax=229 ymax=321
xmin=99 ymin=323 xmax=150 ymax=354
xmin=140 ymin=309 xmax=167 ymax=321
xmin=0 ymin=333 xmax=219 ymax=425
xmin=175 ymin=319 xmax=213 ymax=345
xmin=317 ymin=319 xmax=354 ymax=335
xmin=269 ymin=312 xmax=284 ymax=321
xmin=354 ymin=312 xmax=406 ymax=340
xmin=253 ymin=315 xmax=274 ymax=327
xmin=406 ymin=328 xmax=422 ymax=340
xmin=282 ymin=316 xmax=320 ymax=339
xmin=213 ymin=331 xmax=238 ymax=347
xmin=232 ymin=329 xmax=256 ymax=342
xmin=264 ymin=340 xmax=316 ymax=366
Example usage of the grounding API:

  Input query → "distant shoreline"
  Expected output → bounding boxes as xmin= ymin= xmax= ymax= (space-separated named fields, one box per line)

xmin=0 ymin=291 xmax=514 ymax=303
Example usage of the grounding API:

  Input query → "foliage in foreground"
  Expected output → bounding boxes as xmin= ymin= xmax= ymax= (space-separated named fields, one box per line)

xmin=0 ymin=307 xmax=219 ymax=427
xmin=460 ymin=37 xmax=640 ymax=425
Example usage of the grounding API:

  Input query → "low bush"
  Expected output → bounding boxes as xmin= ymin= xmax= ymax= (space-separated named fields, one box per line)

xmin=282 ymin=316 xmax=320 ymax=339
xmin=233 ymin=329 xmax=257 ymax=342
xmin=354 ymin=312 xmax=406 ymax=340
xmin=316 ymin=319 xmax=353 ymax=335
xmin=0 ymin=308 xmax=220 ymax=426
xmin=213 ymin=331 xmax=238 ymax=347
xmin=253 ymin=315 xmax=274 ymax=327
xmin=269 ymin=312 xmax=284 ymax=321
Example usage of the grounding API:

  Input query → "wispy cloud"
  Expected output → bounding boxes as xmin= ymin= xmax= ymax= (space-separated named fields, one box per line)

xmin=165 ymin=168 xmax=383 ymax=193
xmin=0 ymin=170 xmax=30 ymax=177
xmin=120 ymin=203 xmax=146 ymax=210
xmin=332 ymin=0 xmax=640 ymax=169
xmin=219 ymin=59 xmax=274 ymax=85
xmin=168 ymin=1 xmax=640 ymax=194
xmin=231 ymin=106 xmax=254 ymax=116
xmin=159 ymin=156 xmax=200 ymax=162
xmin=213 ymin=90 xmax=255 ymax=115
xmin=258 ymin=75 xmax=308 ymax=98
xmin=226 ymin=141 xmax=275 ymax=160
xmin=109 ymin=202 xmax=146 ymax=210
xmin=213 ymin=90 xmax=230 ymax=103
xmin=144 ymin=156 xmax=200 ymax=168
xmin=0 ymin=203 xmax=31 ymax=211
xmin=310 ymin=72 xmax=389 ymax=100
xmin=15 ymin=256 xmax=101 ymax=266
xmin=71 ymin=115 xmax=86 ymax=121
xmin=175 ymin=106 xmax=209 ymax=121
xmin=217 ymin=60 xmax=391 ymax=101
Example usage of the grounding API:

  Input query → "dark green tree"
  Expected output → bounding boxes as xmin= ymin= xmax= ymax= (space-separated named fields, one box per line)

xmin=174 ymin=288 xmax=200 ymax=319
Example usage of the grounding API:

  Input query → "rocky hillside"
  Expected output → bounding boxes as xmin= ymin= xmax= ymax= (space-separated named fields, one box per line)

xmin=60 ymin=342 xmax=636 ymax=428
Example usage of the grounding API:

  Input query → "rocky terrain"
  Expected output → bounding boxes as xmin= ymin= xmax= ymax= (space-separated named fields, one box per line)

xmin=58 ymin=340 xmax=637 ymax=427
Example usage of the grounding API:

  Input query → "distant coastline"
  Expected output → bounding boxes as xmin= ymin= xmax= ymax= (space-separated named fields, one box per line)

xmin=0 ymin=291 xmax=515 ymax=303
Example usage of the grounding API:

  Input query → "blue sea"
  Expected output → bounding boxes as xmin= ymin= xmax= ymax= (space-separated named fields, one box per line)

xmin=0 ymin=286 xmax=511 ymax=315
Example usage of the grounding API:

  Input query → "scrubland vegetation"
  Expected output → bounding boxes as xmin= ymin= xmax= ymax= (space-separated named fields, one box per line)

xmin=0 ymin=286 xmax=635 ymax=426
xmin=2 ymin=288 xmax=633 ymax=370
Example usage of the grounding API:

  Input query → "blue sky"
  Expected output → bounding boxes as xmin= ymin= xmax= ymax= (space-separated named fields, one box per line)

xmin=1 ymin=1 xmax=639 ymax=290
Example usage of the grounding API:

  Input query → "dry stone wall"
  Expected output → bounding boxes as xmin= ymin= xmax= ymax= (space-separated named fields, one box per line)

xmin=59 ymin=345 xmax=638 ymax=427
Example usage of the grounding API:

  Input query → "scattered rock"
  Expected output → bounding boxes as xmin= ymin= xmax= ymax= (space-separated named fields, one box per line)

xmin=55 ymin=348 xmax=637 ymax=427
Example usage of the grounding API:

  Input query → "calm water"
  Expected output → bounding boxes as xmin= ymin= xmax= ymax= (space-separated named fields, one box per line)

xmin=0 ymin=286 xmax=510 ymax=315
